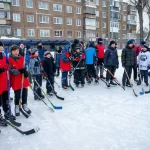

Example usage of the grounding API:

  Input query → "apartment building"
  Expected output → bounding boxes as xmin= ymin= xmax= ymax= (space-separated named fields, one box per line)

xmin=0 ymin=0 xmax=137 ymax=48
xmin=10 ymin=0 xmax=83 ymax=40
xmin=0 ymin=0 xmax=11 ymax=36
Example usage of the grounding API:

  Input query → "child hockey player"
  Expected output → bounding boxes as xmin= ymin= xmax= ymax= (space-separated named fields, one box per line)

xmin=73 ymin=45 xmax=85 ymax=87
xmin=0 ymin=41 xmax=15 ymax=126
xmin=55 ymin=46 xmax=62 ymax=76
xmin=60 ymin=45 xmax=71 ymax=89
xmin=29 ymin=48 xmax=45 ymax=100
xmin=85 ymin=41 xmax=98 ymax=85
xmin=137 ymin=44 xmax=150 ymax=86
xmin=104 ymin=41 xmax=119 ymax=87
xmin=8 ymin=45 xmax=31 ymax=116
xmin=43 ymin=51 xmax=56 ymax=96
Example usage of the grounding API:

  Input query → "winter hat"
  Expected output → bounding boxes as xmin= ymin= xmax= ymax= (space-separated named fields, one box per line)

xmin=0 ymin=41 xmax=4 ymax=47
xmin=143 ymin=44 xmax=149 ymax=49
xmin=127 ymin=40 xmax=133 ymax=45
xmin=74 ymin=39 xmax=79 ymax=44
xmin=44 ymin=51 xmax=51 ymax=56
xmin=109 ymin=40 xmax=116 ymax=46
xmin=31 ymin=48 xmax=38 ymax=54
xmin=89 ymin=41 xmax=95 ymax=47
xmin=141 ymin=41 xmax=146 ymax=45
xmin=98 ymin=38 xmax=103 ymax=42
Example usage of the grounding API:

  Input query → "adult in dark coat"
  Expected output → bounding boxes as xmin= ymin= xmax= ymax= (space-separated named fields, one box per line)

xmin=121 ymin=40 xmax=137 ymax=87
xmin=104 ymin=40 xmax=119 ymax=87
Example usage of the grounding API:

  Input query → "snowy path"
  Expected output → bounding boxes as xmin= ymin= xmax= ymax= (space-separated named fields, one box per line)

xmin=0 ymin=66 xmax=150 ymax=150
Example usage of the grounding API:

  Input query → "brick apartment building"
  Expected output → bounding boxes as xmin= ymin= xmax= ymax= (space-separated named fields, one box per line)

xmin=0 ymin=0 xmax=137 ymax=48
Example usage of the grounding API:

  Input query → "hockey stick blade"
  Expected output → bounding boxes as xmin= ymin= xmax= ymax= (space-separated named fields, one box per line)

xmin=9 ymin=118 xmax=21 ymax=127
xmin=20 ymin=108 xmax=29 ymax=118
xmin=5 ymin=119 xmax=40 ymax=135
xmin=69 ymin=84 xmax=75 ymax=91
xmin=55 ymin=94 xmax=64 ymax=100
xmin=133 ymin=89 xmax=138 ymax=97
xmin=145 ymin=90 xmax=150 ymax=94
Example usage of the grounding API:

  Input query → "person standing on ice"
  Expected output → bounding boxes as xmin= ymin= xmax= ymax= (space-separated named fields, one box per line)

xmin=85 ymin=41 xmax=98 ymax=85
xmin=60 ymin=45 xmax=72 ymax=90
xmin=8 ymin=45 xmax=31 ymax=116
xmin=137 ymin=44 xmax=150 ymax=86
xmin=121 ymin=40 xmax=137 ymax=88
xmin=29 ymin=48 xmax=45 ymax=100
xmin=43 ymin=51 xmax=56 ymax=96
xmin=104 ymin=40 xmax=119 ymax=87
xmin=95 ymin=38 xmax=105 ymax=79
xmin=37 ymin=42 xmax=46 ymax=62
xmin=0 ymin=41 xmax=15 ymax=126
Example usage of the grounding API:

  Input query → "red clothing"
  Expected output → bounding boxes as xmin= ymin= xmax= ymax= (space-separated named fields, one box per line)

xmin=0 ymin=56 xmax=8 ymax=94
xmin=133 ymin=45 xmax=138 ymax=53
xmin=60 ymin=52 xmax=71 ymax=71
xmin=96 ymin=44 xmax=105 ymax=58
xmin=8 ymin=56 xmax=29 ymax=90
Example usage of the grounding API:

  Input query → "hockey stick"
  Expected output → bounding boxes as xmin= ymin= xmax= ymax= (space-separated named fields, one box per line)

xmin=124 ymin=68 xmax=138 ymax=97
xmin=34 ymin=79 xmax=62 ymax=110
xmin=19 ymin=48 xmax=30 ymax=118
xmin=54 ymin=80 xmax=60 ymax=88
xmin=4 ymin=119 xmax=39 ymax=135
xmin=5 ymin=48 xmax=21 ymax=127
xmin=138 ymin=69 xmax=144 ymax=95
xmin=103 ymin=65 xmax=125 ymax=90
xmin=145 ymin=74 xmax=150 ymax=94
xmin=44 ymin=73 xmax=64 ymax=100
xmin=29 ymin=85 xmax=54 ymax=112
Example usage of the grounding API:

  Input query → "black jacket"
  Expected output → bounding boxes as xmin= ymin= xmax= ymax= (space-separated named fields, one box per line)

xmin=104 ymin=46 xmax=119 ymax=66
xmin=121 ymin=46 xmax=136 ymax=67
xmin=43 ymin=57 xmax=56 ymax=77
xmin=73 ymin=52 xmax=85 ymax=69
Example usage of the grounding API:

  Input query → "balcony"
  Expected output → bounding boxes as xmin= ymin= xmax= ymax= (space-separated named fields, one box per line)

xmin=127 ymin=20 xmax=136 ymax=25
xmin=110 ymin=6 xmax=120 ymax=12
xmin=0 ymin=25 xmax=11 ymax=35
xmin=110 ymin=12 xmax=120 ymax=21
xmin=83 ymin=7 xmax=96 ymax=15
xmin=0 ymin=10 xmax=11 ymax=20
xmin=84 ymin=18 xmax=96 ymax=30
xmin=110 ymin=22 xmax=119 ymax=33
xmin=0 ymin=0 xmax=11 ymax=2
xmin=127 ymin=33 xmax=137 ymax=39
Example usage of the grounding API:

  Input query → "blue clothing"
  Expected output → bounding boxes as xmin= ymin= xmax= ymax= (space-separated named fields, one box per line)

xmin=56 ymin=53 xmax=61 ymax=67
xmin=38 ymin=48 xmax=46 ymax=61
xmin=85 ymin=47 xmax=96 ymax=64
xmin=61 ymin=71 xmax=68 ymax=87
xmin=25 ymin=50 xmax=31 ymax=70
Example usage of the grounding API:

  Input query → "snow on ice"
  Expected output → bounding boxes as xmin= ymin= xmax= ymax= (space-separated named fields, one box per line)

xmin=0 ymin=63 xmax=150 ymax=150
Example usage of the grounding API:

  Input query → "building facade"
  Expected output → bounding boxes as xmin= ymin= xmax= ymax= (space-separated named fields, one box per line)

xmin=0 ymin=0 xmax=137 ymax=48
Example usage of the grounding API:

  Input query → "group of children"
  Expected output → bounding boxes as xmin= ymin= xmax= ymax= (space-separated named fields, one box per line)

xmin=0 ymin=38 xmax=150 ymax=127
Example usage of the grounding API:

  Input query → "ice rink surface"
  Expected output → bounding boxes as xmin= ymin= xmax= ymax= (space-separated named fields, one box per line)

xmin=0 ymin=64 xmax=150 ymax=150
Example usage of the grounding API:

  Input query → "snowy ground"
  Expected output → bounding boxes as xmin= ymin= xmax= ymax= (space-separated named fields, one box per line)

xmin=1 ymin=62 xmax=150 ymax=150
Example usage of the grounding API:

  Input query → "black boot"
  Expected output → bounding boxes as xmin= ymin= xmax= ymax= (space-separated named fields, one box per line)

xmin=110 ymin=80 xmax=117 ymax=85
xmin=137 ymin=81 xmax=141 ymax=86
xmin=4 ymin=111 xmax=16 ymax=120
xmin=0 ymin=114 xmax=7 ymax=126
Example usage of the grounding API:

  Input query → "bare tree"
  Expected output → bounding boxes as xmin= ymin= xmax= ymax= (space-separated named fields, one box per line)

xmin=144 ymin=0 xmax=150 ymax=41
xmin=130 ymin=0 xmax=147 ymax=41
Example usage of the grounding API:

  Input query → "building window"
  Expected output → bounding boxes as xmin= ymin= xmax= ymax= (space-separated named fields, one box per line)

xmin=76 ymin=0 xmax=81 ymax=2
xmin=27 ymin=15 xmax=34 ymax=23
xmin=96 ymin=22 xmax=99 ymax=28
xmin=96 ymin=11 xmax=99 ymax=17
xmin=102 ymin=12 xmax=106 ymax=18
xmin=67 ymin=18 xmax=72 ymax=25
xmin=123 ymin=34 xmax=126 ymax=39
xmin=26 ymin=0 xmax=33 ymax=8
xmin=102 ymin=22 xmax=106 ymax=28
xmin=13 ymin=13 xmax=20 ymax=22
xmin=54 ymin=31 xmax=63 ymax=37
xmin=53 ymin=4 xmax=62 ymax=12
xmin=40 ymin=30 xmax=50 ymax=37
xmin=53 ymin=17 xmax=63 ymax=24
xmin=39 ymin=2 xmax=49 ymax=10
xmin=123 ymin=25 xmax=126 ymax=30
xmin=12 ymin=0 xmax=20 ymax=6
xmin=76 ymin=19 xmax=81 ymax=26
xmin=28 ymin=29 xmax=35 ymax=37
xmin=96 ymin=0 xmax=99 ymax=6
xmin=123 ymin=6 xmax=126 ymax=11
xmin=66 ymin=6 xmax=72 ymax=13
xmin=14 ymin=29 xmax=21 ymax=36
xmin=67 ymin=31 xmax=72 ymax=37
xmin=123 ymin=15 xmax=126 ymax=21
xmin=0 ymin=11 xmax=5 ymax=18
xmin=102 ymin=34 xmax=106 ymax=38
xmin=102 ymin=1 xmax=106 ymax=7
xmin=77 ymin=31 xmax=81 ymax=38
xmin=76 ymin=7 xmax=81 ymax=14
xmin=40 ymin=16 xmax=49 ymax=24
